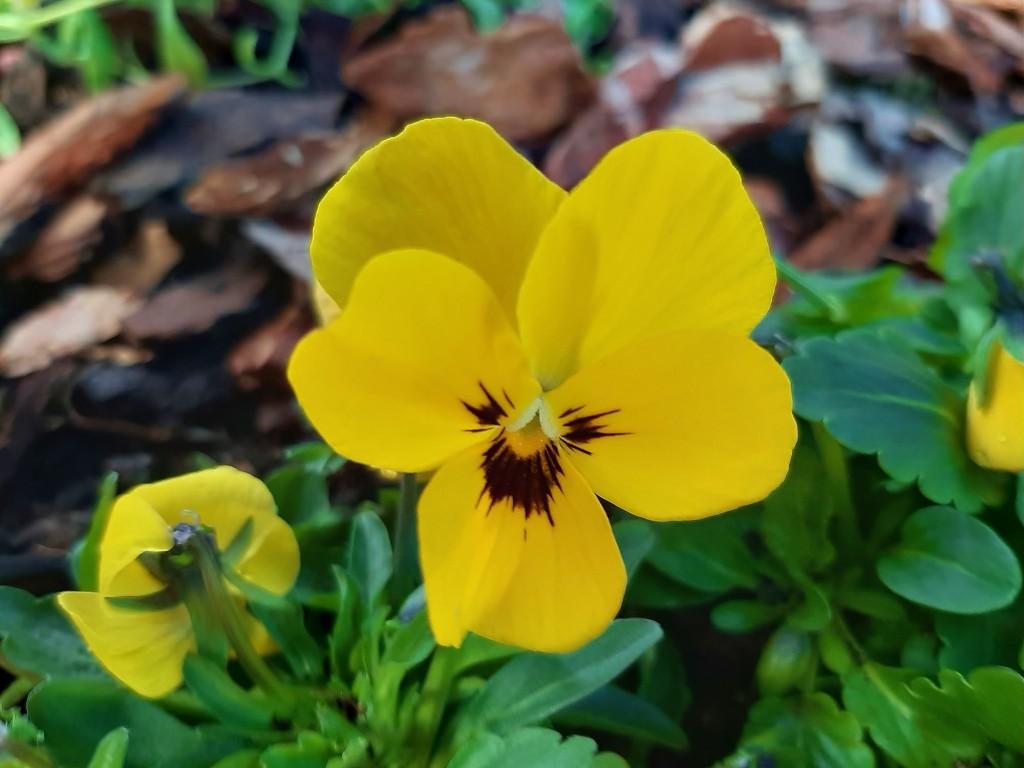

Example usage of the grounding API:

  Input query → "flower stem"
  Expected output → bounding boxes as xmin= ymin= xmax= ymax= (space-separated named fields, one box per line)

xmin=189 ymin=535 xmax=298 ymax=713
xmin=0 ymin=0 xmax=121 ymax=41
xmin=0 ymin=733 xmax=53 ymax=768
xmin=391 ymin=473 xmax=420 ymax=604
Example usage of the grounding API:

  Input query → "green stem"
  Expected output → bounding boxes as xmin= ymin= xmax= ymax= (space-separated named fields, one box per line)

xmin=391 ymin=473 xmax=420 ymax=604
xmin=0 ymin=678 xmax=35 ymax=710
xmin=0 ymin=0 xmax=121 ymax=41
xmin=0 ymin=736 xmax=54 ymax=768
xmin=407 ymin=647 xmax=459 ymax=768
xmin=812 ymin=422 xmax=863 ymax=558
xmin=190 ymin=535 xmax=298 ymax=711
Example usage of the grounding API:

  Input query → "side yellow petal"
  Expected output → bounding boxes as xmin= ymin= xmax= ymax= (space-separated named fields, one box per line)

xmin=288 ymin=249 xmax=541 ymax=473
xmin=546 ymin=329 xmax=796 ymax=520
xmin=518 ymin=130 xmax=775 ymax=389
xmin=419 ymin=443 xmax=625 ymax=653
xmin=967 ymin=341 xmax=1024 ymax=471
xmin=311 ymin=117 xmax=565 ymax=321
xmin=57 ymin=593 xmax=194 ymax=699
xmin=127 ymin=467 xmax=299 ymax=596
xmin=98 ymin=494 xmax=173 ymax=598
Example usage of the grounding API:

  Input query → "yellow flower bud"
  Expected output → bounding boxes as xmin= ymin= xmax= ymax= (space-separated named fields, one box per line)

xmin=967 ymin=340 xmax=1024 ymax=472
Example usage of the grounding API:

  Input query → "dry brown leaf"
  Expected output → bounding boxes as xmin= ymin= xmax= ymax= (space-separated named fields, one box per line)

xmin=545 ymin=42 xmax=681 ymax=189
xmin=682 ymin=4 xmax=781 ymax=70
xmin=807 ymin=4 xmax=907 ymax=77
xmin=949 ymin=0 xmax=1023 ymax=11
xmin=185 ymin=111 xmax=395 ymax=217
xmin=0 ymin=76 xmax=186 ymax=246
xmin=122 ymin=261 xmax=268 ymax=341
xmin=789 ymin=177 xmax=908 ymax=270
xmin=342 ymin=6 xmax=593 ymax=142
xmin=0 ymin=287 xmax=141 ymax=378
xmin=950 ymin=3 xmax=1024 ymax=72
xmin=5 ymin=194 xmax=108 ymax=282
xmin=93 ymin=219 xmax=182 ymax=294
xmin=229 ymin=301 xmax=311 ymax=391
xmin=903 ymin=0 xmax=1003 ymax=93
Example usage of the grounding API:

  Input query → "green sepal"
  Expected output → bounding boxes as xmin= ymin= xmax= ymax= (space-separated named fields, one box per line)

xmin=71 ymin=471 xmax=119 ymax=592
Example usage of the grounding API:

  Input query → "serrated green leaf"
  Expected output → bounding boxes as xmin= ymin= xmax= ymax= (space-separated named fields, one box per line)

xmin=784 ymin=329 xmax=1004 ymax=512
xmin=877 ymin=506 xmax=1021 ymax=613
xmin=553 ymin=685 xmax=687 ymax=749
xmin=448 ymin=728 xmax=597 ymax=768
xmin=842 ymin=664 xmax=985 ymax=768
xmin=460 ymin=619 xmax=662 ymax=733
xmin=722 ymin=693 xmax=873 ymax=768
xmin=0 ymin=587 xmax=104 ymax=680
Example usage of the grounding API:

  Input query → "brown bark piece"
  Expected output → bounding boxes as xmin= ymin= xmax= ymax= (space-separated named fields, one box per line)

xmin=903 ymin=0 xmax=1003 ymax=93
xmin=92 ymin=219 xmax=182 ymax=294
xmin=0 ymin=76 xmax=186 ymax=245
xmin=341 ymin=7 xmax=594 ymax=142
xmin=0 ymin=286 xmax=141 ymax=378
xmin=789 ymin=177 xmax=909 ymax=270
xmin=185 ymin=111 xmax=395 ymax=217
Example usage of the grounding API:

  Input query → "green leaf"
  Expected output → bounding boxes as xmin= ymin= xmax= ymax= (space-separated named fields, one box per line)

xmin=345 ymin=508 xmax=393 ymax=612
xmin=448 ymin=728 xmax=597 ymax=768
xmin=27 ymin=680 xmax=243 ymax=768
xmin=0 ymin=101 xmax=20 ymax=158
xmin=710 ymin=600 xmax=785 ymax=634
xmin=182 ymin=655 xmax=276 ymax=729
xmin=877 ymin=506 xmax=1021 ymax=613
xmin=153 ymin=0 xmax=208 ymax=85
xmin=250 ymin=601 xmax=323 ymax=682
xmin=648 ymin=509 xmax=761 ymax=593
xmin=935 ymin=601 xmax=1023 ymax=672
xmin=460 ymin=619 xmax=662 ymax=732
xmin=755 ymin=627 xmax=815 ymax=696
xmin=783 ymin=329 xmax=1003 ymax=512
xmin=0 ymin=587 xmax=104 ymax=679
xmin=842 ymin=664 xmax=985 ymax=768
xmin=612 ymin=518 xmax=655 ymax=578
xmin=72 ymin=472 xmax=118 ymax=591
xmin=909 ymin=666 xmax=1024 ymax=753
xmin=553 ymin=685 xmax=687 ymax=749
xmin=722 ymin=693 xmax=873 ymax=768
xmin=86 ymin=728 xmax=129 ymax=768
xmin=761 ymin=444 xmax=835 ymax=573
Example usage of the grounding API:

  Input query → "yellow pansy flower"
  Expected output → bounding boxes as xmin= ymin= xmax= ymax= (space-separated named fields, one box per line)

xmin=289 ymin=118 xmax=796 ymax=653
xmin=967 ymin=339 xmax=1024 ymax=471
xmin=58 ymin=467 xmax=299 ymax=699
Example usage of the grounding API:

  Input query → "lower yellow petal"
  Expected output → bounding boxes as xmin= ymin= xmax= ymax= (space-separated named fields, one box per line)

xmin=419 ymin=443 xmax=625 ymax=653
xmin=967 ymin=341 xmax=1024 ymax=471
xmin=288 ymin=249 xmax=540 ymax=472
xmin=126 ymin=467 xmax=299 ymax=596
xmin=546 ymin=330 xmax=796 ymax=520
xmin=57 ymin=593 xmax=194 ymax=698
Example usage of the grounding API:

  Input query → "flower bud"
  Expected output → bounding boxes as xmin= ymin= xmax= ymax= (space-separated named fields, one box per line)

xmin=967 ymin=340 xmax=1024 ymax=472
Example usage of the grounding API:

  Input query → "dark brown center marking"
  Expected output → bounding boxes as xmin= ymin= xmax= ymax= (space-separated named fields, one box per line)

xmin=461 ymin=383 xmax=625 ymax=525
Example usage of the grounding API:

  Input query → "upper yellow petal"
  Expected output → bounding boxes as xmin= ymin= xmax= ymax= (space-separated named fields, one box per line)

xmin=546 ymin=329 xmax=796 ymax=520
xmin=967 ymin=340 xmax=1024 ymax=471
xmin=518 ymin=130 xmax=775 ymax=388
xmin=125 ymin=467 xmax=299 ymax=596
xmin=288 ymin=249 xmax=541 ymax=473
xmin=57 ymin=593 xmax=194 ymax=698
xmin=98 ymin=494 xmax=173 ymax=598
xmin=311 ymin=117 xmax=565 ymax=321
xmin=419 ymin=442 xmax=625 ymax=653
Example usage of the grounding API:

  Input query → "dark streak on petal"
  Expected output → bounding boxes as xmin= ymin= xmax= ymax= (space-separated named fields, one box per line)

xmin=478 ymin=435 xmax=562 ymax=525
xmin=560 ymin=408 xmax=627 ymax=455
xmin=461 ymin=382 xmax=509 ymax=427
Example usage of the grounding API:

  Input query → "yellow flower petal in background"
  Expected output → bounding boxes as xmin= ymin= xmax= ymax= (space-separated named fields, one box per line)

xmin=127 ymin=466 xmax=299 ymax=595
xmin=311 ymin=280 xmax=341 ymax=325
xmin=419 ymin=443 xmax=625 ymax=652
xmin=289 ymin=249 xmax=540 ymax=473
xmin=56 ymin=593 xmax=195 ymax=699
xmin=547 ymin=330 xmax=796 ymax=520
xmin=311 ymin=118 xmax=565 ymax=322
xmin=518 ymin=130 xmax=775 ymax=389
xmin=98 ymin=494 xmax=173 ymax=597
xmin=967 ymin=340 xmax=1024 ymax=471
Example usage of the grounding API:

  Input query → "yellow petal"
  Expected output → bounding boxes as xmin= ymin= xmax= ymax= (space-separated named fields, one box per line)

xmin=419 ymin=443 xmax=625 ymax=653
xmin=967 ymin=341 xmax=1024 ymax=471
xmin=546 ymin=330 xmax=796 ymax=520
xmin=127 ymin=467 xmax=299 ymax=596
xmin=311 ymin=117 xmax=564 ymax=321
xmin=57 ymin=593 xmax=194 ymax=698
xmin=98 ymin=494 xmax=173 ymax=598
xmin=311 ymin=280 xmax=341 ymax=325
xmin=518 ymin=130 xmax=775 ymax=388
xmin=288 ymin=249 xmax=540 ymax=472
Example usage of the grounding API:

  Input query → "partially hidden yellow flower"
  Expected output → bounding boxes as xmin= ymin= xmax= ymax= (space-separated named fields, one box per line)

xmin=967 ymin=339 xmax=1024 ymax=471
xmin=58 ymin=467 xmax=299 ymax=698
xmin=288 ymin=118 xmax=797 ymax=653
